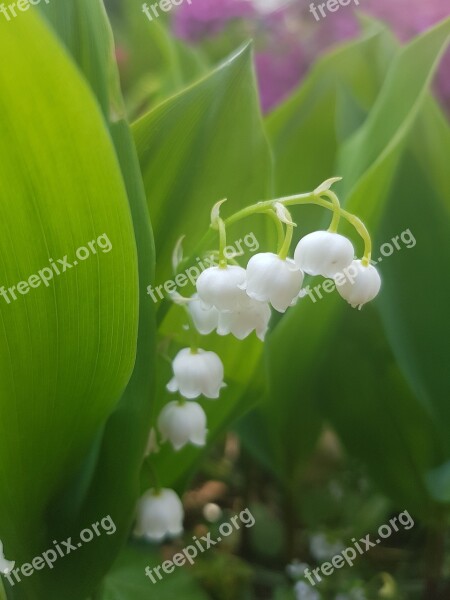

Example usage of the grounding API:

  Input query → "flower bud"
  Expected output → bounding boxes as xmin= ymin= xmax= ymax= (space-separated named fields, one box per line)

xmin=167 ymin=348 xmax=225 ymax=399
xmin=217 ymin=297 xmax=271 ymax=341
xmin=335 ymin=260 xmax=381 ymax=309
xmin=242 ymin=252 xmax=303 ymax=313
xmin=196 ymin=265 xmax=247 ymax=312
xmin=158 ymin=401 xmax=207 ymax=451
xmin=294 ymin=231 xmax=354 ymax=278
xmin=188 ymin=294 xmax=219 ymax=334
xmin=134 ymin=488 xmax=184 ymax=542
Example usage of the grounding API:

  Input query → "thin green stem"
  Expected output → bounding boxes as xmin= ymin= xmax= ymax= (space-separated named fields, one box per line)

xmin=279 ymin=223 xmax=294 ymax=260
xmin=147 ymin=460 xmax=161 ymax=494
xmin=224 ymin=192 xmax=315 ymax=226
xmin=182 ymin=304 xmax=199 ymax=353
xmin=217 ymin=217 xmax=227 ymax=268
xmin=223 ymin=191 xmax=372 ymax=266
xmin=264 ymin=209 xmax=285 ymax=253
xmin=339 ymin=210 xmax=372 ymax=265
xmin=322 ymin=189 xmax=341 ymax=233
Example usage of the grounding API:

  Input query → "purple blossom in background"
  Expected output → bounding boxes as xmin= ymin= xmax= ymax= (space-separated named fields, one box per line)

xmin=172 ymin=0 xmax=449 ymax=113
xmin=173 ymin=0 xmax=254 ymax=41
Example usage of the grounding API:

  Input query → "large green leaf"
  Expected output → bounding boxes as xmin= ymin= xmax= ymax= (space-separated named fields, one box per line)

xmin=0 ymin=10 xmax=138 ymax=599
xmin=320 ymin=306 xmax=444 ymax=521
xmin=374 ymin=99 xmax=450 ymax=461
xmin=35 ymin=2 xmax=158 ymax=598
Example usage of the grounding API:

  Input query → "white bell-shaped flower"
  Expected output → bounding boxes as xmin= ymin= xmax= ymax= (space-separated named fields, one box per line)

xmin=217 ymin=297 xmax=271 ymax=341
xmin=158 ymin=401 xmax=207 ymax=451
xmin=134 ymin=488 xmax=184 ymax=542
xmin=0 ymin=540 xmax=14 ymax=575
xmin=167 ymin=348 xmax=225 ymax=399
xmin=188 ymin=294 xmax=219 ymax=334
xmin=294 ymin=581 xmax=320 ymax=600
xmin=196 ymin=265 xmax=247 ymax=312
xmin=335 ymin=259 xmax=381 ymax=309
xmin=242 ymin=252 xmax=304 ymax=313
xmin=294 ymin=230 xmax=354 ymax=278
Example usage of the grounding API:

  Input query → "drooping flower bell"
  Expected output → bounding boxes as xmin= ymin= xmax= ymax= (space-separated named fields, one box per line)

xmin=188 ymin=294 xmax=219 ymax=334
xmin=134 ymin=488 xmax=184 ymax=542
xmin=158 ymin=401 xmax=207 ymax=451
xmin=217 ymin=297 xmax=271 ymax=341
xmin=196 ymin=265 xmax=247 ymax=312
xmin=241 ymin=252 xmax=303 ymax=313
xmin=167 ymin=348 xmax=225 ymax=399
xmin=335 ymin=260 xmax=381 ymax=309
xmin=294 ymin=231 xmax=354 ymax=278
xmin=0 ymin=540 xmax=14 ymax=575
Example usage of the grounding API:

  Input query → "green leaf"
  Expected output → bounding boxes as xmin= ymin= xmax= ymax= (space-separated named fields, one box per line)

xmin=100 ymin=545 xmax=210 ymax=600
xmin=320 ymin=308 xmax=444 ymax=521
xmin=374 ymin=100 xmax=450 ymax=455
xmin=0 ymin=10 xmax=138 ymax=598
xmin=112 ymin=6 xmax=207 ymax=116
xmin=34 ymin=3 xmax=158 ymax=598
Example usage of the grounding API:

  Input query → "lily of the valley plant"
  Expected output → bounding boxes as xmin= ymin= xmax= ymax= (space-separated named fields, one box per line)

xmin=135 ymin=178 xmax=381 ymax=541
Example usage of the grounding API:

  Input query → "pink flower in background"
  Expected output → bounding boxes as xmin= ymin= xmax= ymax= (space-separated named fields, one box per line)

xmin=172 ymin=0 xmax=450 ymax=112
xmin=173 ymin=0 xmax=254 ymax=41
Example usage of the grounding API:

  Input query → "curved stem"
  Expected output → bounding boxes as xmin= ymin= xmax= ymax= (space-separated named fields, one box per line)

xmin=338 ymin=210 xmax=372 ymax=265
xmin=147 ymin=460 xmax=161 ymax=494
xmin=322 ymin=190 xmax=341 ymax=233
xmin=217 ymin=217 xmax=227 ymax=268
xmin=223 ymin=192 xmax=371 ymax=266
xmin=279 ymin=223 xmax=294 ymax=260
xmin=264 ymin=209 xmax=285 ymax=254
xmin=224 ymin=192 xmax=315 ymax=226
xmin=182 ymin=304 xmax=199 ymax=353
xmin=181 ymin=189 xmax=372 ymax=285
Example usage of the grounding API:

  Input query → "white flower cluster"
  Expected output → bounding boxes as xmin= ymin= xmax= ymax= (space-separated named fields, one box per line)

xmin=135 ymin=185 xmax=381 ymax=543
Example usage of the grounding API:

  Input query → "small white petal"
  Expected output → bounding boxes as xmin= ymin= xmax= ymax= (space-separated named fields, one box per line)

xmin=167 ymin=348 xmax=225 ymax=400
xmin=217 ymin=298 xmax=271 ymax=341
xmin=158 ymin=401 xmax=207 ymax=451
xmin=335 ymin=259 xmax=381 ymax=309
xmin=294 ymin=231 xmax=354 ymax=278
xmin=189 ymin=294 xmax=219 ymax=335
xmin=134 ymin=488 xmax=184 ymax=542
xmin=196 ymin=265 xmax=247 ymax=312
xmin=244 ymin=253 xmax=303 ymax=313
